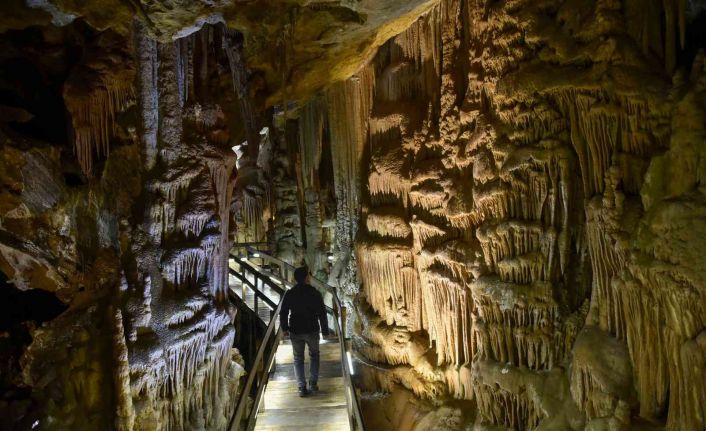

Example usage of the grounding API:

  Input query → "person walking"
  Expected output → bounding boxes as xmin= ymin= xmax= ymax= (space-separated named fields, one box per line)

xmin=280 ymin=266 xmax=330 ymax=397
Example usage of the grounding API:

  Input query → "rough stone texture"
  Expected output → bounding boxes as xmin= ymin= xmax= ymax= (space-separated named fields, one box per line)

xmin=274 ymin=1 xmax=706 ymax=430
xmin=0 ymin=21 xmax=245 ymax=430
xmin=1 ymin=0 xmax=706 ymax=430
xmin=4 ymin=0 xmax=440 ymax=102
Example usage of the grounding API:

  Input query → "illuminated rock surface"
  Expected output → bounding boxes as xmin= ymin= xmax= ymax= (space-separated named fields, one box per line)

xmin=0 ymin=0 xmax=705 ymax=430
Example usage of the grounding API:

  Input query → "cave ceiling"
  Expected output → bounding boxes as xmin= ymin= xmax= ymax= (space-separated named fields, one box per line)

xmin=4 ymin=0 xmax=440 ymax=104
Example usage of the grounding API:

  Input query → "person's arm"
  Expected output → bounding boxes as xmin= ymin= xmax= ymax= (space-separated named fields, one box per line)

xmin=279 ymin=292 xmax=290 ymax=334
xmin=317 ymin=290 xmax=329 ymax=336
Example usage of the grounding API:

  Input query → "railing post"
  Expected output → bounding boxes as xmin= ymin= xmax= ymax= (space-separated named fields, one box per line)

xmin=241 ymin=269 xmax=245 ymax=300
xmin=254 ymin=275 xmax=259 ymax=315
xmin=341 ymin=306 xmax=347 ymax=340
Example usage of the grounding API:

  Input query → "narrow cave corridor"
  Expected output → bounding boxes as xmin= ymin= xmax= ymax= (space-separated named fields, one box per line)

xmin=1 ymin=1 xmax=706 ymax=431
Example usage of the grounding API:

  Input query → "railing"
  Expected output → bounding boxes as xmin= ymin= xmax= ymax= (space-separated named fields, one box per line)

xmin=228 ymin=253 xmax=285 ymax=431
xmin=227 ymin=246 xmax=366 ymax=431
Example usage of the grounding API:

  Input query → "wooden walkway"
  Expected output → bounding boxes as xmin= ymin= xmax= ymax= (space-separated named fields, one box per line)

xmin=228 ymin=255 xmax=352 ymax=431
xmin=253 ymin=339 xmax=350 ymax=430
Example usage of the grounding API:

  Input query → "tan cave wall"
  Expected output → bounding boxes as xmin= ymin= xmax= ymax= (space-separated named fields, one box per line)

xmin=0 ymin=0 xmax=451 ymax=428
xmin=273 ymin=0 xmax=706 ymax=430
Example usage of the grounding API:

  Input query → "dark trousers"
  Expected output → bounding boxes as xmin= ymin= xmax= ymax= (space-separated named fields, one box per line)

xmin=290 ymin=332 xmax=320 ymax=389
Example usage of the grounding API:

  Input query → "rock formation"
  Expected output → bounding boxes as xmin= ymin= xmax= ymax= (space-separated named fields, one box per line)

xmin=1 ymin=0 xmax=706 ymax=430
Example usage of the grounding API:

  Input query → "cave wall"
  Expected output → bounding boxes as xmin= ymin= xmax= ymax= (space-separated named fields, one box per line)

xmin=279 ymin=0 xmax=706 ymax=429
xmin=1 ymin=0 xmax=706 ymax=430
xmin=0 ymin=21 xmax=247 ymax=430
xmin=0 ymin=0 xmax=456 ymax=428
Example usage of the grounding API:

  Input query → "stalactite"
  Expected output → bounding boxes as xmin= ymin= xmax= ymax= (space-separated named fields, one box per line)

xmin=473 ymin=378 xmax=543 ymax=431
xmin=421 ymin=274 xmax=473 ymax=365
xmin=163 ymin=247 xmax=208 ymax=288
xmin=554 ymin=89 xmax=667 ymax=197
xmin=369 ymin=168 xmax=411 ymax=208
xmin=222 ymin=26 xmax=261 ymax=159
xmin=410 ymin=219 xmax=447 ymax=251
xmin=248 ymin=1 xmax=704 ymax=429
xmin=298 ymin=96 xmax=325 ymax=189
xmin=670 ymin=331 xmax=706 ymax=431
xmin=585 ymin=198 xmax=629 ymax=335
xmin=444 ymin=365 xmax=473 ymax=400
xmin=388 ymin=3 xmax=442 ymax=102
xmin=327 ymin=64 xmax=375 ymax=292
xmin=413 ymin=245 xmax=474 ymax=366
xmin=157 ymin=41 xmax=184 ymax=166
xmin=368 ymin=114 xmax=411 ymax=207
xmin=366 ymin=210 xmax=412 ymax=239
xmin=360 ymin=362 xmax=448 ymax=400
xmin=376 ymin=61 xmax=418 ymax=102
xmin=120 ymin=29 xmax=239 ymax=431
xmin=63 ymin=29 xmax=137 ymax=175
xmin=327 ymin=65 xmax=375 ymax=215
xmin=304 ymin=188 xmax=325 ymax=276
xmin=470 ymin=276 xmax=566 ymax=370
xmin=356 ymin=240 xmax=422 ymax=331
xmin=409 ymin=184 xmax=448 ymax=213
xmin=70 ymin=82 xmax=134 ymax=175
xmin=476 ymin=220 xmax=545 ymax=272
xmin=134 ymin=21 xmax=159 ymax=170
xmin=242 ymin=191 xmax=267 ymax=241
xmin=176 ymin=213 xmax=211 ymax=238
xmin=176 ymin=35 xmax=194 ymax=107
xmin=164 ymin=298 xmax=208 ymax=328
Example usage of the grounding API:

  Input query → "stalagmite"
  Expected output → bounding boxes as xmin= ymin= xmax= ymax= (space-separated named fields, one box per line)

xmin=208 ymin=158 xmax=237 ymax=299
xmin=112 ymin=308 xmax=135 ymax=431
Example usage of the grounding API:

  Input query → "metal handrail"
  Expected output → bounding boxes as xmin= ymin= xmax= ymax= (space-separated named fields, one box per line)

xmin=240 ymin=246 xmax=366 ymax=431
xmin=230 ymin=268 xmax=279 ymax=310
xmin=228 ymin=254 xmax=284 ymax=431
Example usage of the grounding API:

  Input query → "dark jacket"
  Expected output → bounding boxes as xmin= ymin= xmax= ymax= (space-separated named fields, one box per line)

xmin=280 ymin=283 xmax=329 ymax=335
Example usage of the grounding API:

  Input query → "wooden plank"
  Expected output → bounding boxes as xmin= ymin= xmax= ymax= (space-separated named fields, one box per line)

xmin=259 ymin=377 xmax=348 ymax=411
xmin=254 ymin=406 xmax=349 ymax=430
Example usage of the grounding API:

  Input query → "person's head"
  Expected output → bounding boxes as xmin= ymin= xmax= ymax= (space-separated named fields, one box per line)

xmin=294 ymin=266 xmax=310 ymax=285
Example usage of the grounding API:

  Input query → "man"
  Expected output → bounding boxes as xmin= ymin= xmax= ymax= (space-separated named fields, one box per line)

xmin=280 ymin=266 xmax=330 ymax=397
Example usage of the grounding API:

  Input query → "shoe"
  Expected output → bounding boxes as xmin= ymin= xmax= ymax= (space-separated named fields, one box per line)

xmin=309 ymin=382 xmax=319 ymax=393
xmin=298 ymin=387 xmax=309 ymax=397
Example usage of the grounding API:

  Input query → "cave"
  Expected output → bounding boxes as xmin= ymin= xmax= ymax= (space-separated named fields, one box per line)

xmin=0 ymin=1 xmax=705 ymax=430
